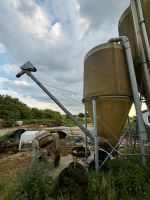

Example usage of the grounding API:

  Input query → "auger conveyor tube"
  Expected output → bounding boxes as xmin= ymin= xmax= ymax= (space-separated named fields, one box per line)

xmin=16 ymin=69 xmax=94 ymax=142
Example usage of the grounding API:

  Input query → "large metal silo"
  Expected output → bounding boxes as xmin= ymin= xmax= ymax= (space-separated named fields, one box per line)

xmin=118 ymin=0 xmax=150 ymax=104
xmin=119 ymin=0 xmax=150 ymax=64
xmin=83 ymin=43 xmax=133 ymax=148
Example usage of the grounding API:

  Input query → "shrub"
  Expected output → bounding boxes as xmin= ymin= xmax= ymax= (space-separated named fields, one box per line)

xmin=3 ymin=162 xmax=50 ymax=200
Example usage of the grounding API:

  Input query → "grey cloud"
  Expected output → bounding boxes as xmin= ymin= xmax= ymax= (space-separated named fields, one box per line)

xmin=18 ymin=0 xmax=37 ymax=17
xmin=78 ymin=0 xmax=130 ymax=30
xmin=0 ymin=0 xmax=130 ymax=113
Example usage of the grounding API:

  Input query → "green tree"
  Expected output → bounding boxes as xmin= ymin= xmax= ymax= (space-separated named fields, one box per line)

xmin=30 ymin=108 xmax=43 ymax=119
xmin=78 ymin=113 xmax=84 ymax=118
xmin=0 ymin=95 xmax=31 ymax=121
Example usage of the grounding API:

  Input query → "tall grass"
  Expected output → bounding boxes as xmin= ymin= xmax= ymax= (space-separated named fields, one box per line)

xmin=58 ymin=157 xmax=150 ymax=200
xmin=2 ymin=157 xmax=150 ymax=200
xmin=3 ymin=161 xmax=50 ymax=200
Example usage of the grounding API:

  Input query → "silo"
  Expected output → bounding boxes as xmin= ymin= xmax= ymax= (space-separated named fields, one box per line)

xmin=118 ymin=0 xmax=150 ymax=101
xmin=83 ymin=43 xmax=133 ymax=149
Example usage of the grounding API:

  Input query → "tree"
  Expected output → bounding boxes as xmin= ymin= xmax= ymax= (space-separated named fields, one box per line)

xmin=78 ymin=113 xmax=84 ymax=118
xmin=0 ymin=95 xmax=32 ymax=126
xmin=0 ymin=95 xmax=63 ymax=127
xmin=30 ymin=108 xmax=43 ymax=119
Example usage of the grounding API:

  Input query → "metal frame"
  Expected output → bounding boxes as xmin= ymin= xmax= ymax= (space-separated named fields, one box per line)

xmin=109 ymin=36 xmax=147 ymax=165
xmin=84 ymin=108 xmax=88 ymax=159
xmin=92 ymin=98 xmax=99 ymax=171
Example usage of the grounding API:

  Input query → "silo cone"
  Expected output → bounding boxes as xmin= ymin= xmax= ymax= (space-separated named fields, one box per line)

xmin=118 ymin=0 xmax=150 ymax=104
xmin=83 ymin=43 xmax=133 ymax=150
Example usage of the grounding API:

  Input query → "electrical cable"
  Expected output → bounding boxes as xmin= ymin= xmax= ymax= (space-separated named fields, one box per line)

xmin=46 ymin=87 xmax=82 ymax=105
xmin=43 ymin=86 xmax=84 ymax=112
xmin=36 ymin=77 xmax=83 ymax=96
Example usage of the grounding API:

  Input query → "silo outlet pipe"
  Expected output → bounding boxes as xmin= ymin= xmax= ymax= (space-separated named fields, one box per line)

xmin=109 ymin=36 xmax=147 ymax=165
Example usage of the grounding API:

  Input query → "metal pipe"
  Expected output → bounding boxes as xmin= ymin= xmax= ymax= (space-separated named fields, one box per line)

xmin=84 ymin=108 xmax=88 ymax=159
xmin=109 ymin=36 xmax=147 ymax=165
xmin=100 ymin=126 xmax=129 ymax=168
xmin=127 ymin=117 xmax=132 ymax=149
xmin=92 ymin=98 xmax=99 ymax=171
xmin=16 ymin=70 xmax=94 ymax=142
xmin=131 ymin=0 xmax=150 ymax=110
xmin=16 ymin=70 xmax=26 ymax=78
xmin=136 ymin=0 xmax=150 ymax=64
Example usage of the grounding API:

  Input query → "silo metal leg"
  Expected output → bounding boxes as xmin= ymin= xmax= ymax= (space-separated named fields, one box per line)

xmin=127 ymin=117 xmax=132 ymax=149
xmin=84 ymin=108 xmax=88 ymax=159
xmin=92 ymin=98 xmax=99 ymax=171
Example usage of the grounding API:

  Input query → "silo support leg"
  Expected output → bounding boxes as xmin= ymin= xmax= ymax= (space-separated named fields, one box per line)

xmin=92 ymin=99 xmax=99 ymax=171
xmin=108 ymin=36 xmax=147 ymax=166
xmin=84 ymin=108 xmax=88 ymax=159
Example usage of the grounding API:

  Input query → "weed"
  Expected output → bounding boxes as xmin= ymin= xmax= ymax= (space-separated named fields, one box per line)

xmin=3 ymin=161 xmax=50 ymax=200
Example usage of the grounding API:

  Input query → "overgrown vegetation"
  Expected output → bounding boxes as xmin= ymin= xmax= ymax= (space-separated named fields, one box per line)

xmin=57 ymin=157 xmax=150 ymax=200
xmin=2 ymin=157 xmax=150 ymax=200
xmin=3 ymin=161 xmax=50 ymax=200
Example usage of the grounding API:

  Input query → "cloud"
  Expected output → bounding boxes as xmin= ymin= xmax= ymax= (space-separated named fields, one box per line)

xmin=78 ymin=0 xmax=130 ymax=31
xmin=0 ymin=0 xmax=130 ymax=114
xmin=0 ymin=43 xmax=6 ymax=54
xmin=13 ymin=80 xmax=31 ymax=87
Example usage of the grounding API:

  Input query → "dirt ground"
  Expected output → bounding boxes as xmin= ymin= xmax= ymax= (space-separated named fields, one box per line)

xmin=0 ymin=152 xmax=31 ymax=198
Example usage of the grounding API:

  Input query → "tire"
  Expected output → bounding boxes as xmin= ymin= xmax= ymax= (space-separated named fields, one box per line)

xmin=58 ymin=168 xmax=78 ymax=194
xmin=95 ymin=149 xmax=108 ymax=163
xmin=68 ymin=162 xmax=88 ymax=183
xmin=72 ymin=147 xmax=90 ymax=157
xmin=57 ymin=131 xmax=66 ymax=139
xmin=10 ymin=129 xmax=25 ymax=139
xmin=89 ymin=150 xmax=109 ymax=171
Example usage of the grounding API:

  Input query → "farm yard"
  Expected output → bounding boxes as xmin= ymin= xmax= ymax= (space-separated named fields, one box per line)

xmin=1 ymin=0 xmax=150 ymax=199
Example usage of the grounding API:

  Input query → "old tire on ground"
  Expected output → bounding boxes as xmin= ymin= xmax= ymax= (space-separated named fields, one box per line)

xmin=89 ymin=149 xmax=109 ymax=171
xmin=72 ymin=147 xmax=90 ymax=157
xmin=57 ymin=130 xmax=66 ymax=139
xmin=54 ymin=155 xmax=60 ymax=167
xmin=58 ymin=168 xmax=78 ymax=194
xmin=10 ymin=129 xmax=25 ymax=138
xmin=68 ymin=162 xmax=88 ymax=183
xmin=38 ymin=135 xmax=53 ymax=148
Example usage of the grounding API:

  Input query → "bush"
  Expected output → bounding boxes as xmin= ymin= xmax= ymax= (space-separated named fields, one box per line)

xmin=3 ymin=162 xmax=50 ymax=200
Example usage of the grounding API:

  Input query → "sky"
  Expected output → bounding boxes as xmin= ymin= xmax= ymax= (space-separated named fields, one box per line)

xmin=0 ymin=0 xmax=132 ymax=114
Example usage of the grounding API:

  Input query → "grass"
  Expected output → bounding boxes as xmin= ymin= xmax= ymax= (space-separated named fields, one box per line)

xmin=2 ymin=161 xmax=50 ymax=200
xmin=57 ymin=157 xmax=150 ymax=200
xmin=1 ymin=152 xmax=150 ymax=200
xmin=0 ymin=131 xmax=14 ymax=142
